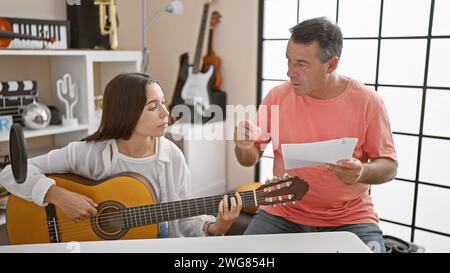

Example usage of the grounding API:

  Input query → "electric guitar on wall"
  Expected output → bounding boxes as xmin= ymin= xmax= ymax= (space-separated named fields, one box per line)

xmin=169 ymin=52 xmax=189 ymax=124
xmin=180 ymin=0 xmax=215 ymax=113
xmin=6 ymin=173 xmax=309 ymax=245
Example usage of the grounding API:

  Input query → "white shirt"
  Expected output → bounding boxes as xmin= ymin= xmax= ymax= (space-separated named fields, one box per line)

xmin=0 ymin=137 xmax=214 ymax=237
xmin=111 ymin=140 xmax=161 ymax=201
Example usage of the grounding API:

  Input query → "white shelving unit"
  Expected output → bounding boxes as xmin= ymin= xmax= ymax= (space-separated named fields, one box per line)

xmin=0 ymin=50 xmax=142 ymax=239
xmin=0 ymin=124 xmax=90 ymax=142
xmin=0 ymin=49 xmax=142 ymax=148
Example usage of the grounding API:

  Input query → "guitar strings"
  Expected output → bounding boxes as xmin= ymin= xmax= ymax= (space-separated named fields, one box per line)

xmin=45 ymin=190 xmax=261 ymax=228
xmin=50 ymin=186 xmax=294 ymax=236
xmin=47 ymin=194 xmax=266 ymax=240
xmin=53 ymin=197 xmax=264 ymax=241
xmin=44 ymin=181 xmax=292 ymax=229
xmin=44 ymin=191 xmax=281 ymax=239
xmin=46 ymin=191 xmax=266 ymax=235
xmin=46 ymin=187 xmax=295 ymax=239
xmin=50 ymin=198 xmax=287 ymax=241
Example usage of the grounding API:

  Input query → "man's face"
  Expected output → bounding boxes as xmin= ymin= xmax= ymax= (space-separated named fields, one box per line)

xmin=286 ymin=39 xmax=332 ymax=97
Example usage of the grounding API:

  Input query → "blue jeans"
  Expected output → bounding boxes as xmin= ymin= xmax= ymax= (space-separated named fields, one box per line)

xmin=244 ymin=210 xmax=386 ymax=253
xmin=157 ymin=222 xmax=169 ymax=238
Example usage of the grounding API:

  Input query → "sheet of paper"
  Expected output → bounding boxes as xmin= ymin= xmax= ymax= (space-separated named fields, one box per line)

xmin=281 ymin=138 xmax=358 ymax=170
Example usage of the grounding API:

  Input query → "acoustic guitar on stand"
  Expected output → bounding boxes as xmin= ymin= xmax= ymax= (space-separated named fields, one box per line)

xmin=201 ymin=11 xmax=222 ymax=90
xmin=6 ymin=172 xmax=309 ymax=245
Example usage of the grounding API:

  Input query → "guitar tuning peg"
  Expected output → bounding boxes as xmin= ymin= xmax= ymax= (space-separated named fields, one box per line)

xmin=265 ymin=197 xmax=272 ymax=203
xmin=284 ymin=173 xmax=290 ymax=179
xmin=283 ymin=202 xmax=287 ymax=206
xmin=278 ymin=196 xmax=283 ymax=201
xmin=276 ymin=184 xmax=281 ymax=190
xmin=290 ymin=201 xmax=296 ymax=205
xmin=288 ymin=194 xmax=294 ymax=200
xmin=264 ymin=178 xmax=271 ymax=184
xmin=271 ymin=204 xmax=277 ymax=208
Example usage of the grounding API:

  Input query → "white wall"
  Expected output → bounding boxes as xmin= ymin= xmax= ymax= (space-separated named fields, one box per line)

xmin=0 ymin=0 xmax=67 ymax=20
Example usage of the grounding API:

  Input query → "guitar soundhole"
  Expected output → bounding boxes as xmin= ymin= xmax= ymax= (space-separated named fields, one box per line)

xmin=91 ymin=201 xmax=128 ymax=240
xmin=97 ymin=207 xmax=124 ymax=234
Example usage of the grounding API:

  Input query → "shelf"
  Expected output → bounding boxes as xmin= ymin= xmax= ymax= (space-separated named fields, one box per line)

xmin=0 ymin=124 xmax=90 ymax=142
xmin=0 ymin=49 xmax=141 ymax=62
xmin=0 ymin=49 xmax=141 ymax=147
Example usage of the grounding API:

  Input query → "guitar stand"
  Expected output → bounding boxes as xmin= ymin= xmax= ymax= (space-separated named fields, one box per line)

xmin=171 ymin=89 xmax=227 ymax=124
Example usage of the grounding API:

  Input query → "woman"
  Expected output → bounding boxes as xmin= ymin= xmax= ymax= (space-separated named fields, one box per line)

xmin=0 ymin=72 xmax=242 ymax=237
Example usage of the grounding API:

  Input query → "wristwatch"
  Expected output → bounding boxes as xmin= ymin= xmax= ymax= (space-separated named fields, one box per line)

xmin=203 ymin=221 xmax=215 ymax=236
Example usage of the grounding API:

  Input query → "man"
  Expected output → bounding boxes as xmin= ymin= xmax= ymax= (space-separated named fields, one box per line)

xmin=234 ymin=17 xmax=397 ymax=253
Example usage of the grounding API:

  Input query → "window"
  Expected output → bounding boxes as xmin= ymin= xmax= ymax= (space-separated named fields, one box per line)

xmin=258 ymin=0 xmax=450 ymax=252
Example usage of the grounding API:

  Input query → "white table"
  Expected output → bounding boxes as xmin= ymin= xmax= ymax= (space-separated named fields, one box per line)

xmin=0 ymin=232 xmax=372 ymax=253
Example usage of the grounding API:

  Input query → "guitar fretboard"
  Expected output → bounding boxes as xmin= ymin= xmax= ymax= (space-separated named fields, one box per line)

xmin=121 ymin=190 xmax=257 ymax=228
xmin=207 ymin=28 xmax=214 ymax=56
xmin=193 ymin=3 xmax=210 ymax=74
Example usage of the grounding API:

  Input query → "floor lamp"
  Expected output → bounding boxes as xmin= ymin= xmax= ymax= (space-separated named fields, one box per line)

xmin=141 ymin=0 xmax=184 ymax=73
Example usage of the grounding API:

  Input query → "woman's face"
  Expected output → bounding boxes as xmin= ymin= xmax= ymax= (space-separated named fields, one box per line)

xmin=133 ymin=82 xmax=169 ymax=137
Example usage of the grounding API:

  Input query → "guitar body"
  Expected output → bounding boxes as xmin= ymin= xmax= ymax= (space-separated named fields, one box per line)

xmin=6 ymin=173 xmax=158 ymax=245
xmin=180 ymin=65 xmax=215 ymax=110
xmin=169 ymin=52 xmax=190 ymax=123
xmin=202 ymin=53 xmax=222 ymax=90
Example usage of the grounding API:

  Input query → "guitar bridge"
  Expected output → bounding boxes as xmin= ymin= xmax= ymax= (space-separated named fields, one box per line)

xmin=45 ymin=204 xmax=60 ymax=243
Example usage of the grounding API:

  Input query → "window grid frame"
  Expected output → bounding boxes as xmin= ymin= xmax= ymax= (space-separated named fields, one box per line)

xmin=256 ymin=0 xmax=450 ymax=242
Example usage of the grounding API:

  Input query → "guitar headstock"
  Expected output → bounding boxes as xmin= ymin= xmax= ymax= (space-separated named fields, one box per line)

xmin=255 ymin=175 xmax=309 ymax=207
xmin=210 ymin=11 xmax=222 ymax=29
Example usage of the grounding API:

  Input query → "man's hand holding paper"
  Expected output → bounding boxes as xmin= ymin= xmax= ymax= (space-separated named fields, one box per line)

xmin=281 ymin=138 xmax=363 ymax=185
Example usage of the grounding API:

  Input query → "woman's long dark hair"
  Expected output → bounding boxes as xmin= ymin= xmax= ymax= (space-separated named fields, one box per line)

xmin=83 ymin=73 xmax=160 ymax=142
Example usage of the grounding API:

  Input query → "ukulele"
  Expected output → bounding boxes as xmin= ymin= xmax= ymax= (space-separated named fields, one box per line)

xmin=201 ymin=11 xmax=222 ymax=90
xmin=180 ymin=0 xmax=215 ymax=113
xmin=6 ymin=172 xmax=309 ymax=245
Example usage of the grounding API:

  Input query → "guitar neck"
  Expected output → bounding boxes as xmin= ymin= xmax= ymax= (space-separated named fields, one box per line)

xmin=193 ymin=3 xmax=210 ymax=74
xmin=0 ymin=29 xmax=54 ymax=42
xmin=207 ymin=28 xmax=214 ymax=56
xmin=123 ymin=190 xmax=258 ymax=228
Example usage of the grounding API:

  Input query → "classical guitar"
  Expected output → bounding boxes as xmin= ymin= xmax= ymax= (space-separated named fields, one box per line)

xmin=180 ymin=0 xmax=215 ymax=113
xmin=6 ymin=172 xmax=308 ymax=245
xmin=201 ymin=11 xmax=223 ymax=90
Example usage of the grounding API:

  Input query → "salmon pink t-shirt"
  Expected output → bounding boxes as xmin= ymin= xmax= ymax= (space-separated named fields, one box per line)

xmin=256 ymin=79 xmax=397 ymax=226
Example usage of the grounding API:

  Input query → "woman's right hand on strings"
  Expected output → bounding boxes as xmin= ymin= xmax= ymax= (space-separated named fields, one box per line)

xmin=44 ymin=185 xmax=98 ymax=223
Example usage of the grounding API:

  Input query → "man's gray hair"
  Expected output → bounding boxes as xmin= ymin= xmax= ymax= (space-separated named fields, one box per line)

xmin=289 ymin=17 xmax=343 ymax=63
